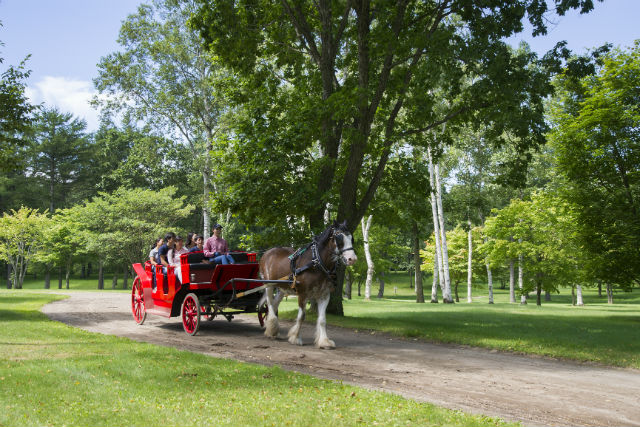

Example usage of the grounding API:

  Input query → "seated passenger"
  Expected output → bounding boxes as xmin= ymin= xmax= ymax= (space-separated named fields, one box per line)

xmin=203 ymin=224 xmax=234 ymax=264
xmin=169 ymin=236 xmax=189 ymax=283
xmin=149 ymin=237 xmax=162 ymax=290
xmin=156 ymin=232 xmax=176 ymax=292
xmin=188 ymin=235 xmax=204 ymax=253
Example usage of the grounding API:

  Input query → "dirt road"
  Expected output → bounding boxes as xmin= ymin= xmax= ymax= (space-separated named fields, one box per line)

xmin=42 ymin=292 xmax=640 ymax=427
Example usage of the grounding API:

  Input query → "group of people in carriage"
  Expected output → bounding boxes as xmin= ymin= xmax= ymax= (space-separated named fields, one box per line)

xmin=147 ymin=223 xmax=234 ymax=287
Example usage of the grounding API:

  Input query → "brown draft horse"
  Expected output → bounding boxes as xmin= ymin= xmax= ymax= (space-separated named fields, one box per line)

xmin=259 ymin=221 xmax=357 ymax=348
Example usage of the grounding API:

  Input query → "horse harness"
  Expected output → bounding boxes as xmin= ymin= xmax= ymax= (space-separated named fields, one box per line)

xmin=285 ymin=229 xmax=354 ymax=290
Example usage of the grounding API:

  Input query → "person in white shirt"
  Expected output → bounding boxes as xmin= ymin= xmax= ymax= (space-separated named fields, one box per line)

xmin=169 ymin=236 xmax=189 ymax=283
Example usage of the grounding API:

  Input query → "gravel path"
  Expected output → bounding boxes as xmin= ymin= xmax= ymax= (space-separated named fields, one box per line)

xmin=42 ymin=291 xmax=640 ymax=427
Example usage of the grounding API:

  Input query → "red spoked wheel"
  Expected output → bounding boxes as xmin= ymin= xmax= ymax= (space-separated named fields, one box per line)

xmin=131 ymin=276 xmax=146 ymax=325
xmin=257 ymin=301 xmax=268 ymax=328
xmin=181 ymin=293 xmax=201 ymax=336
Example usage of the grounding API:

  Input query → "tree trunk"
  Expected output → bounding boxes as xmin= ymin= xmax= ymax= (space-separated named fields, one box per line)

xmin=44 ymin=265 xmax=50 ymax=289
xmin=486 ymin=263 xmax=494 ymax=304
xmin=427 ymin=146 xmax=449 ymax=302
xmin=413 ymin=222 xmax=424 ymax=303
xmin=430 ymin=256 xmax=439 ymax=303
xmin=576 ymin=285 xmax=584 ymax=306
xmin=123 ymin=266 xmax=129 ymax=290
xmin=112 ymin=273 xmax=118 ymax=290
xmin=545 ymin=290 xmax=551 ymax=301
xmin=518 ymin=254 xmax=526 ymax=305
xmin=536 ymin=284 xmax=541 ymax=306
xmin=467 ymin=222 xmax=473 ymax=303
xmin=361 ymin=215 xmax=374 ymax=301
xmin=454 ymin=281 xmax=459 ymax=302
xmin=377 ymin=272 xmax=385 ymax=299
xmin=326 ymin=265 xmax=345 ymax=316
xmin=598 ymin=281 xmax=602 ymax=297
xmin=88 ymin=262 xmax=92 ymax=276
xmin=58 ymin=267 xmax=63 ymax=289
xmin=6 ymin=263 xmax=12 ymax=289
xmin=509 ymin=259 xmax=516 ymax=303
xmin=65 ymin=263 xmax=71 ymax=289
xmin=571 ymin=285 xmax=576 ymax=306
xmin=606 ymin=283 xmax=613 ymax=304
xmin=434 ymin=162 xmax=453 ymax=303
xmin=344 ymin=269 xmax=352 ymax=299
xmin=81 ymin=264 xmax=86 ymax=279
xmin=98 ymin=260 xmax=104 ymax=290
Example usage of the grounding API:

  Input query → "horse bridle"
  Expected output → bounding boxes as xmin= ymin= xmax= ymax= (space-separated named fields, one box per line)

xmin=332 ymin=230 xmax=354 ymax=255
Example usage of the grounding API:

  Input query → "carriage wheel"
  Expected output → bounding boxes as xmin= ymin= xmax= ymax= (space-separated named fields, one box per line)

xmin=181 ymin=293 xmax=201 ymax=336
xmin=131 ymin=276 xmax=147 ymax=325
xmin=257 ymin=302 xmax=268 ymax=328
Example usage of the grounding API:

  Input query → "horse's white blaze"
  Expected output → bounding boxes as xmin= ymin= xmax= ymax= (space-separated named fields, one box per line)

xmin=341 ymin=234 xmax=358 ymax=266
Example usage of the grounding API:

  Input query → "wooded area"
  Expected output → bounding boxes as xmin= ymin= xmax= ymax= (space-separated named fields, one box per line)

xmin=1 ymin=0 xmax=637 ymax=314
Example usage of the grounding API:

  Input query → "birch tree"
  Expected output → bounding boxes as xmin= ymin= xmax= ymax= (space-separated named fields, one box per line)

xmin=94 ymin=0 xmax=228 ymax=239
xmin=361 ymin=215 xmax=374 ymax=301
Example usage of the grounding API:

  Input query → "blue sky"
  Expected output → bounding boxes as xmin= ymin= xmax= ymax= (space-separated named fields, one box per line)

xmin=1 ymin=0 xmax=638 ymax=132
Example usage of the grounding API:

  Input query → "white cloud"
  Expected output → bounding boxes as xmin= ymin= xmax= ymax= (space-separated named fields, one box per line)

xmin=27 ymin=76 xmax=101 ymax=132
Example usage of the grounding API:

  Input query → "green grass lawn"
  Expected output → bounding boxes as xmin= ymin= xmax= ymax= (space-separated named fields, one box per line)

xmin=279 ymin=272 xmax=640 ymax=369
xmin=16 ymin=274 xmax=130 ymax=292
xmin=0 ymin=291 xmax=515 ymax=427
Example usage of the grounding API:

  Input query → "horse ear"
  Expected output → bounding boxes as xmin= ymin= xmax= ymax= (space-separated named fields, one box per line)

xmin=341 ymin=220 xmax=348 ymax=230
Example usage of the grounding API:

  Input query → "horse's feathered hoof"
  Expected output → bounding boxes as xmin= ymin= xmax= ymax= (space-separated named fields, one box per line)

xmin=315 ymin=338 xmax=335 ymax=349
xmin=288 ymin=336 xmax=303 ymax=346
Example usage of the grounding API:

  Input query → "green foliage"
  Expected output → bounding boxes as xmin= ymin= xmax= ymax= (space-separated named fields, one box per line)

xmin=0 ymin=49 xmax=37 ymax=171
xmin=72 ymin=187 xmax=194 ymax=268
xmin=27 ymin=107 xmax=91 ymax=212
xmin=549 ymin=42 xmax=640 ymax=287
xmin=482 ymin=192 xmax=585 ymax=302
xmin=0 ymin=207 xmax=50 ymax=288
xmin=421 ymin=226 xmax=484 ymax=283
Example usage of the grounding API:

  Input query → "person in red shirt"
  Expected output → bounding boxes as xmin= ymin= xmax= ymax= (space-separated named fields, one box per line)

xmin=203 ymin=224 xmax=234 ymax=264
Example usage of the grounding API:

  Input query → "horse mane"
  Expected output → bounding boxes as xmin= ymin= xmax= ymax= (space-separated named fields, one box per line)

xmin=313 ymin=220 xmax=349 ymax=248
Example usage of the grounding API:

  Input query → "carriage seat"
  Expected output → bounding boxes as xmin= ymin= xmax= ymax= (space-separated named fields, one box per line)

xmin=182 ymin=251 xmax=253 ymax=271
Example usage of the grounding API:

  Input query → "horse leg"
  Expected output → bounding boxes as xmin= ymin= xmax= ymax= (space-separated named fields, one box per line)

xmin=314 ymin=291 xmax=335 ymax=349
xmin=287 ymin=295 xmax=306 ymax=346
xmin=263 ymin=287 xmax=279 ymax=338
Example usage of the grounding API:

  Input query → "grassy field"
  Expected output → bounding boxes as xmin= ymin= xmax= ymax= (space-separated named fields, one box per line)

xmin=278 ymin=272 xmax=640 ymax=369
xmin=16 ymin=274 xmax=130 ymax=292
xmin=0 ymin=291 xmax=514 ymax=427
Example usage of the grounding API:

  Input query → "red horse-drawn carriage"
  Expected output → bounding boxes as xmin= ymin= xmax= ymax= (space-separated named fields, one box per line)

xmin=130 ymin=251 xmax=287 ymax=335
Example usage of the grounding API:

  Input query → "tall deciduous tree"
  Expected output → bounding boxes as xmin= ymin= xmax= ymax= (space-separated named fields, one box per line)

xmin=94 ymin=0 xmax=228 ymax=239
xmin=0 ymin=207 xmax=49 ymax=289
xmin=192 ymin=0 xmax=596 ymax=314
xmin=549 ymin=42 xmax=640 ymax=288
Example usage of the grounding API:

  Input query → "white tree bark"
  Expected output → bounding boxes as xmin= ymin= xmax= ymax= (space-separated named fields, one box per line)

xmin=509 ymin=259 xmax=516 ymax=303
xmin=576 ymin=285 xmax=584 ymax=306
xmin=467 ymin=221 xmax=473 ymax=303
xmin=361 ymin=215 xmax=374 ymax=301
xmin=427 ymin=147 xmax=446 ymax=300
xmin=486 ymin=262 xmax=494 ymax=304
xmin=434 ymin=162 xmax=453 ymax=303
xmin=431 ymin=256 xmax=439 ymax=303
xmin=518 ymin=253 xmax=527 ymax=305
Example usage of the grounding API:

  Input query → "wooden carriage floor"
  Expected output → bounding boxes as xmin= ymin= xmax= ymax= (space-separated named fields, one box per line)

xmin=42 ymin=291 xmax=640 ymax=427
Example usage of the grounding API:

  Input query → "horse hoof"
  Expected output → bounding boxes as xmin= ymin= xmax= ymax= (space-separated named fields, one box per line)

xmin=316 ymin=339 xmax=335 ymax=349
xmin=288 ymin=336 xmax=303 ymax=346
